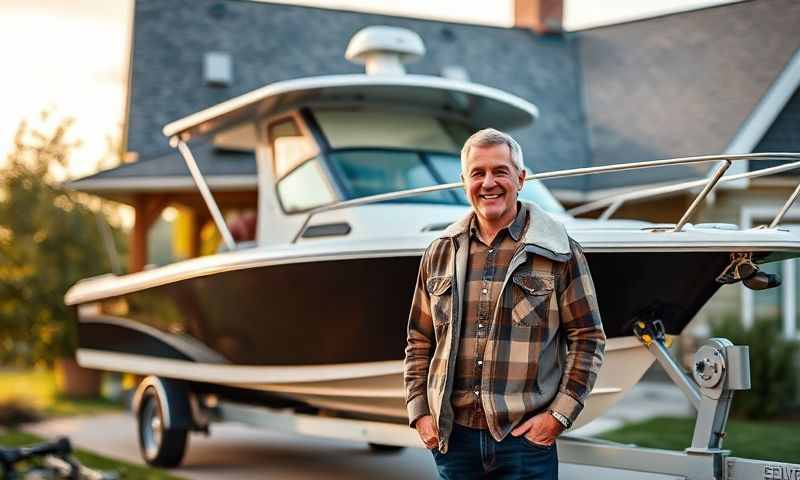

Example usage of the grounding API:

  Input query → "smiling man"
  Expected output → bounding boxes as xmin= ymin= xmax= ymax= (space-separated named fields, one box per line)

xmin=404 ymin=128 xmax=606 ymax=479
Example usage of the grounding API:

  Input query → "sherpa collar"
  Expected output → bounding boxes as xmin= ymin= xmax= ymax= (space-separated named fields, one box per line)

xmin=468 ymin=201 xmax=527 ymax=243
xmin=440 ymin=201 xmax=571 ymax=260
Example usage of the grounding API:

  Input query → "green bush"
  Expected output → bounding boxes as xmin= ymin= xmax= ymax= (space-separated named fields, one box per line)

xmin=710 ymin=316 xmax=799 ymax=419
xmin=0 ymin=399 xmax=41 ymax=427
xmin=0 ymin=113 xmax=125 ymax=366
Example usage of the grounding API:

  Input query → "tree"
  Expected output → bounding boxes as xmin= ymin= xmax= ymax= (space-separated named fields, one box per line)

xmin=0 ymin=112 xmax=125 ymax=366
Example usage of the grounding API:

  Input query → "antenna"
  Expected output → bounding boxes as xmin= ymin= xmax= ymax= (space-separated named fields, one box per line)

xmin=345 ymin=26 xmax=425 ymax=75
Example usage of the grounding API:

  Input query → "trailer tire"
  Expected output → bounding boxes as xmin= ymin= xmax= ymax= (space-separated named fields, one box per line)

xmin=136 ymin=384 xmax=189 ymax=467
xmin=368 ymin=443 xmax=405 ymax=453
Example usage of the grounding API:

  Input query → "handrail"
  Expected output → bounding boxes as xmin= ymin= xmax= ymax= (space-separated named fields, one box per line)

xmin=174 ymin=139 xmax=236 ymax=251
xmin=770 ymin=182 xmax=800 ymax=228
xmin=568 ymin=159 xmax=800 ymax=218
xmin=673 ymin=160 xmax=731 ymax=232
xmin=292 ymin=152 xmax=800 ymax=242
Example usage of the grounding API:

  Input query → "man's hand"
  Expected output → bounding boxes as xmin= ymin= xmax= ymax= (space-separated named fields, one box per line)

xmin=510 ymin=412 xmax=564 ymax=446
xmin=415 ymin=415 xmax=439 ymax=449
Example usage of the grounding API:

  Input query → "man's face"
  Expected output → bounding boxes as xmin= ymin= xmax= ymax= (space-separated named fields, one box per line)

xmin=461 ymin=143 xmax=526 ymax=225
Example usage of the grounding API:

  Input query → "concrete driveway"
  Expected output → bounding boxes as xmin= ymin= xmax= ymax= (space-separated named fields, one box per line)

xmin=23 ymin=382 xmax=691 ymax=479
xmin=26 ymin=413 xmax=438 ymax=479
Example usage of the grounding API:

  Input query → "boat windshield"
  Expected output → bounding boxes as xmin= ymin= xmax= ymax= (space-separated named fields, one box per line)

xmin=327 ymin=149 xmax=565 ymax=213
xmin=328 ymin=149 xmax=463 ymax=205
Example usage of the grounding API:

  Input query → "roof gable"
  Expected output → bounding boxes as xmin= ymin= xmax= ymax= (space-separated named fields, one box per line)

xmin=756 ymin=85 xmax=800 ymax=153
xmin=126 ymin=0 xmax=589 ymax=190
xmin=84 ymin=0 xmax=800 ymax=200
xmin=577 ymin=0 xmax=800 ymax=191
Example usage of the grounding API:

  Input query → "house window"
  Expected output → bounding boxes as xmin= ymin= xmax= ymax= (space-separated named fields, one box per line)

xmin=741 ymin=207 xmax=800 ymax=339
xmin=744 ymin=251 xmax=799 ymax=339
xmin=752 ymin=260 xmax=783 ymax=322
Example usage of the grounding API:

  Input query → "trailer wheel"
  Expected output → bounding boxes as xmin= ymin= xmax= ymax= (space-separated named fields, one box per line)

xmin=137 ymin=385 xmax=189 ymax=467
xmin=368 ymin=443 xmax=405 ymax=453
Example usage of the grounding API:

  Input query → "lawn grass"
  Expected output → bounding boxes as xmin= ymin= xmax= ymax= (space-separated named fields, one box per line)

xmin=599 ymin=416 xmax=800 ymax=463
xmin=0 ymin=368 xmax=122 ymax=418
xmin=0 ymin=429 xmax=184 ymax=479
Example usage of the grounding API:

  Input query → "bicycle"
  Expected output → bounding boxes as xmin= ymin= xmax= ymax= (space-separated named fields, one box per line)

xmin=0 ymin=436 xmax=117 ymax=480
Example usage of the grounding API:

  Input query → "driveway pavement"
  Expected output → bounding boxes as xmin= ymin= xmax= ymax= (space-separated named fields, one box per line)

xmin=22 ymin=382 xmax=692 ymax=479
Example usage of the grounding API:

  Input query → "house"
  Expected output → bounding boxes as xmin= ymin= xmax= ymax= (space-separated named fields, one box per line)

xmin=67 ymin=0 xmax=800 ymax=337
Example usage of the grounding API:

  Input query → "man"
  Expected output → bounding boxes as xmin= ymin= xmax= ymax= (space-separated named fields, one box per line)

xmin=404 ymin=128 xmax=605 ymax=479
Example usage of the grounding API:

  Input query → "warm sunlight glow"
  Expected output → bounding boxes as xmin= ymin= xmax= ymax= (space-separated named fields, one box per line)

xmin=0 ymin=0 xmax=736 ymax=180
xmin=0 ymin=0 xmax=131 ymax=179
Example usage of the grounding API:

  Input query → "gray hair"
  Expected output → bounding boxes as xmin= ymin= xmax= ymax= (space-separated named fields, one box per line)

xmin=460 ymin=128 xmax=524 ymax=173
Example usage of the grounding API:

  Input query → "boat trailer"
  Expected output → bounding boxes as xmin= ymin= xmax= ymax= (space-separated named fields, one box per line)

xmin=134 ymin=318 xmax=799 ymax=479
xmin=554 ymin=318 xmax=800 ymax=479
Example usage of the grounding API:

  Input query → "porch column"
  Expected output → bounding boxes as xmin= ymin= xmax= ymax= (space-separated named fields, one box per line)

xmin=129 ymin=195 xmax=168 ymax=272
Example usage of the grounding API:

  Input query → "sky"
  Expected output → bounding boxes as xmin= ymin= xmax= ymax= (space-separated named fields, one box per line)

xmin=0 ymin=0 xmax=736 ymax=180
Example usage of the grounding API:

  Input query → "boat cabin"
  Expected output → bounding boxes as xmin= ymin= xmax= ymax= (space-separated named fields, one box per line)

xmin=165 ymin=27 xmax=564 ymax=248
xmin=69 ymin=27 xmax=568 ymax=270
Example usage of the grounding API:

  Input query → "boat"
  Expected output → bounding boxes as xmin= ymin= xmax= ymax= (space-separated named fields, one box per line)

xmin=65 ymin=26 xmax=800 ymax=453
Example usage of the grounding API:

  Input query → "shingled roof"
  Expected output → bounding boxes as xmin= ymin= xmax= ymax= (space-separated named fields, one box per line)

xmin=125 ymin=0 xmax=588 ymax=191
xmin=578 ymin=0 xmax=800 ymax=191
xmin=72 ymin=0 xmax=800 ymax=201
xmin=67 ymin=143 xmax=256 ymax=203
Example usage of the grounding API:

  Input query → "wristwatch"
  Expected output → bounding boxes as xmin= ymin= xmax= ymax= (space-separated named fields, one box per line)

xmin=547 ymin=409 xmax=572 ymax=429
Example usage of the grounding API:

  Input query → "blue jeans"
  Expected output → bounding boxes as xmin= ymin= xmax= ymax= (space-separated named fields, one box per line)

xmin=432 ymin=424 xmax=558 ymax=480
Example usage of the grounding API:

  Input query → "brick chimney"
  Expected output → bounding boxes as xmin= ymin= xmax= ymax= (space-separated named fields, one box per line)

xmin=514 ymin=0 xmax=563 ymax=35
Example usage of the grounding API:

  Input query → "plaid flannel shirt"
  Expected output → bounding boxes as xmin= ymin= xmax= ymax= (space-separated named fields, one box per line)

xmin=451 ymin=203 xmax=528 ymax=429
xmin=404 ymin=201 xmax=605 ymax=453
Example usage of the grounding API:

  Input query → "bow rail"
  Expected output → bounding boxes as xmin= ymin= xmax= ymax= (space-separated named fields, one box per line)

xmin=291 ymin=152 xmax=800 ymax=242
xmin=166 ymin=138 xmax=800 ymax=247
xmin=568 ymin=159 xmax=800 ymax=220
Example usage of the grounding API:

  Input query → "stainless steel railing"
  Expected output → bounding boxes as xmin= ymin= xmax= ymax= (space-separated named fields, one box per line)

xmin=291 ymin=153 xmax=800 ymax=241
xmin=174 ymin=139 xmax=237 ymax=250
xmin=167 ymin=139 xmax=800 ymax=247
xmin=567 ymin=160 xmax=800 ymax=220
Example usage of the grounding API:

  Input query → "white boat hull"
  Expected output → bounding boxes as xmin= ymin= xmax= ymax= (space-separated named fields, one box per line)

xmin=78 ymin=336 xmax=652 ymax=428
